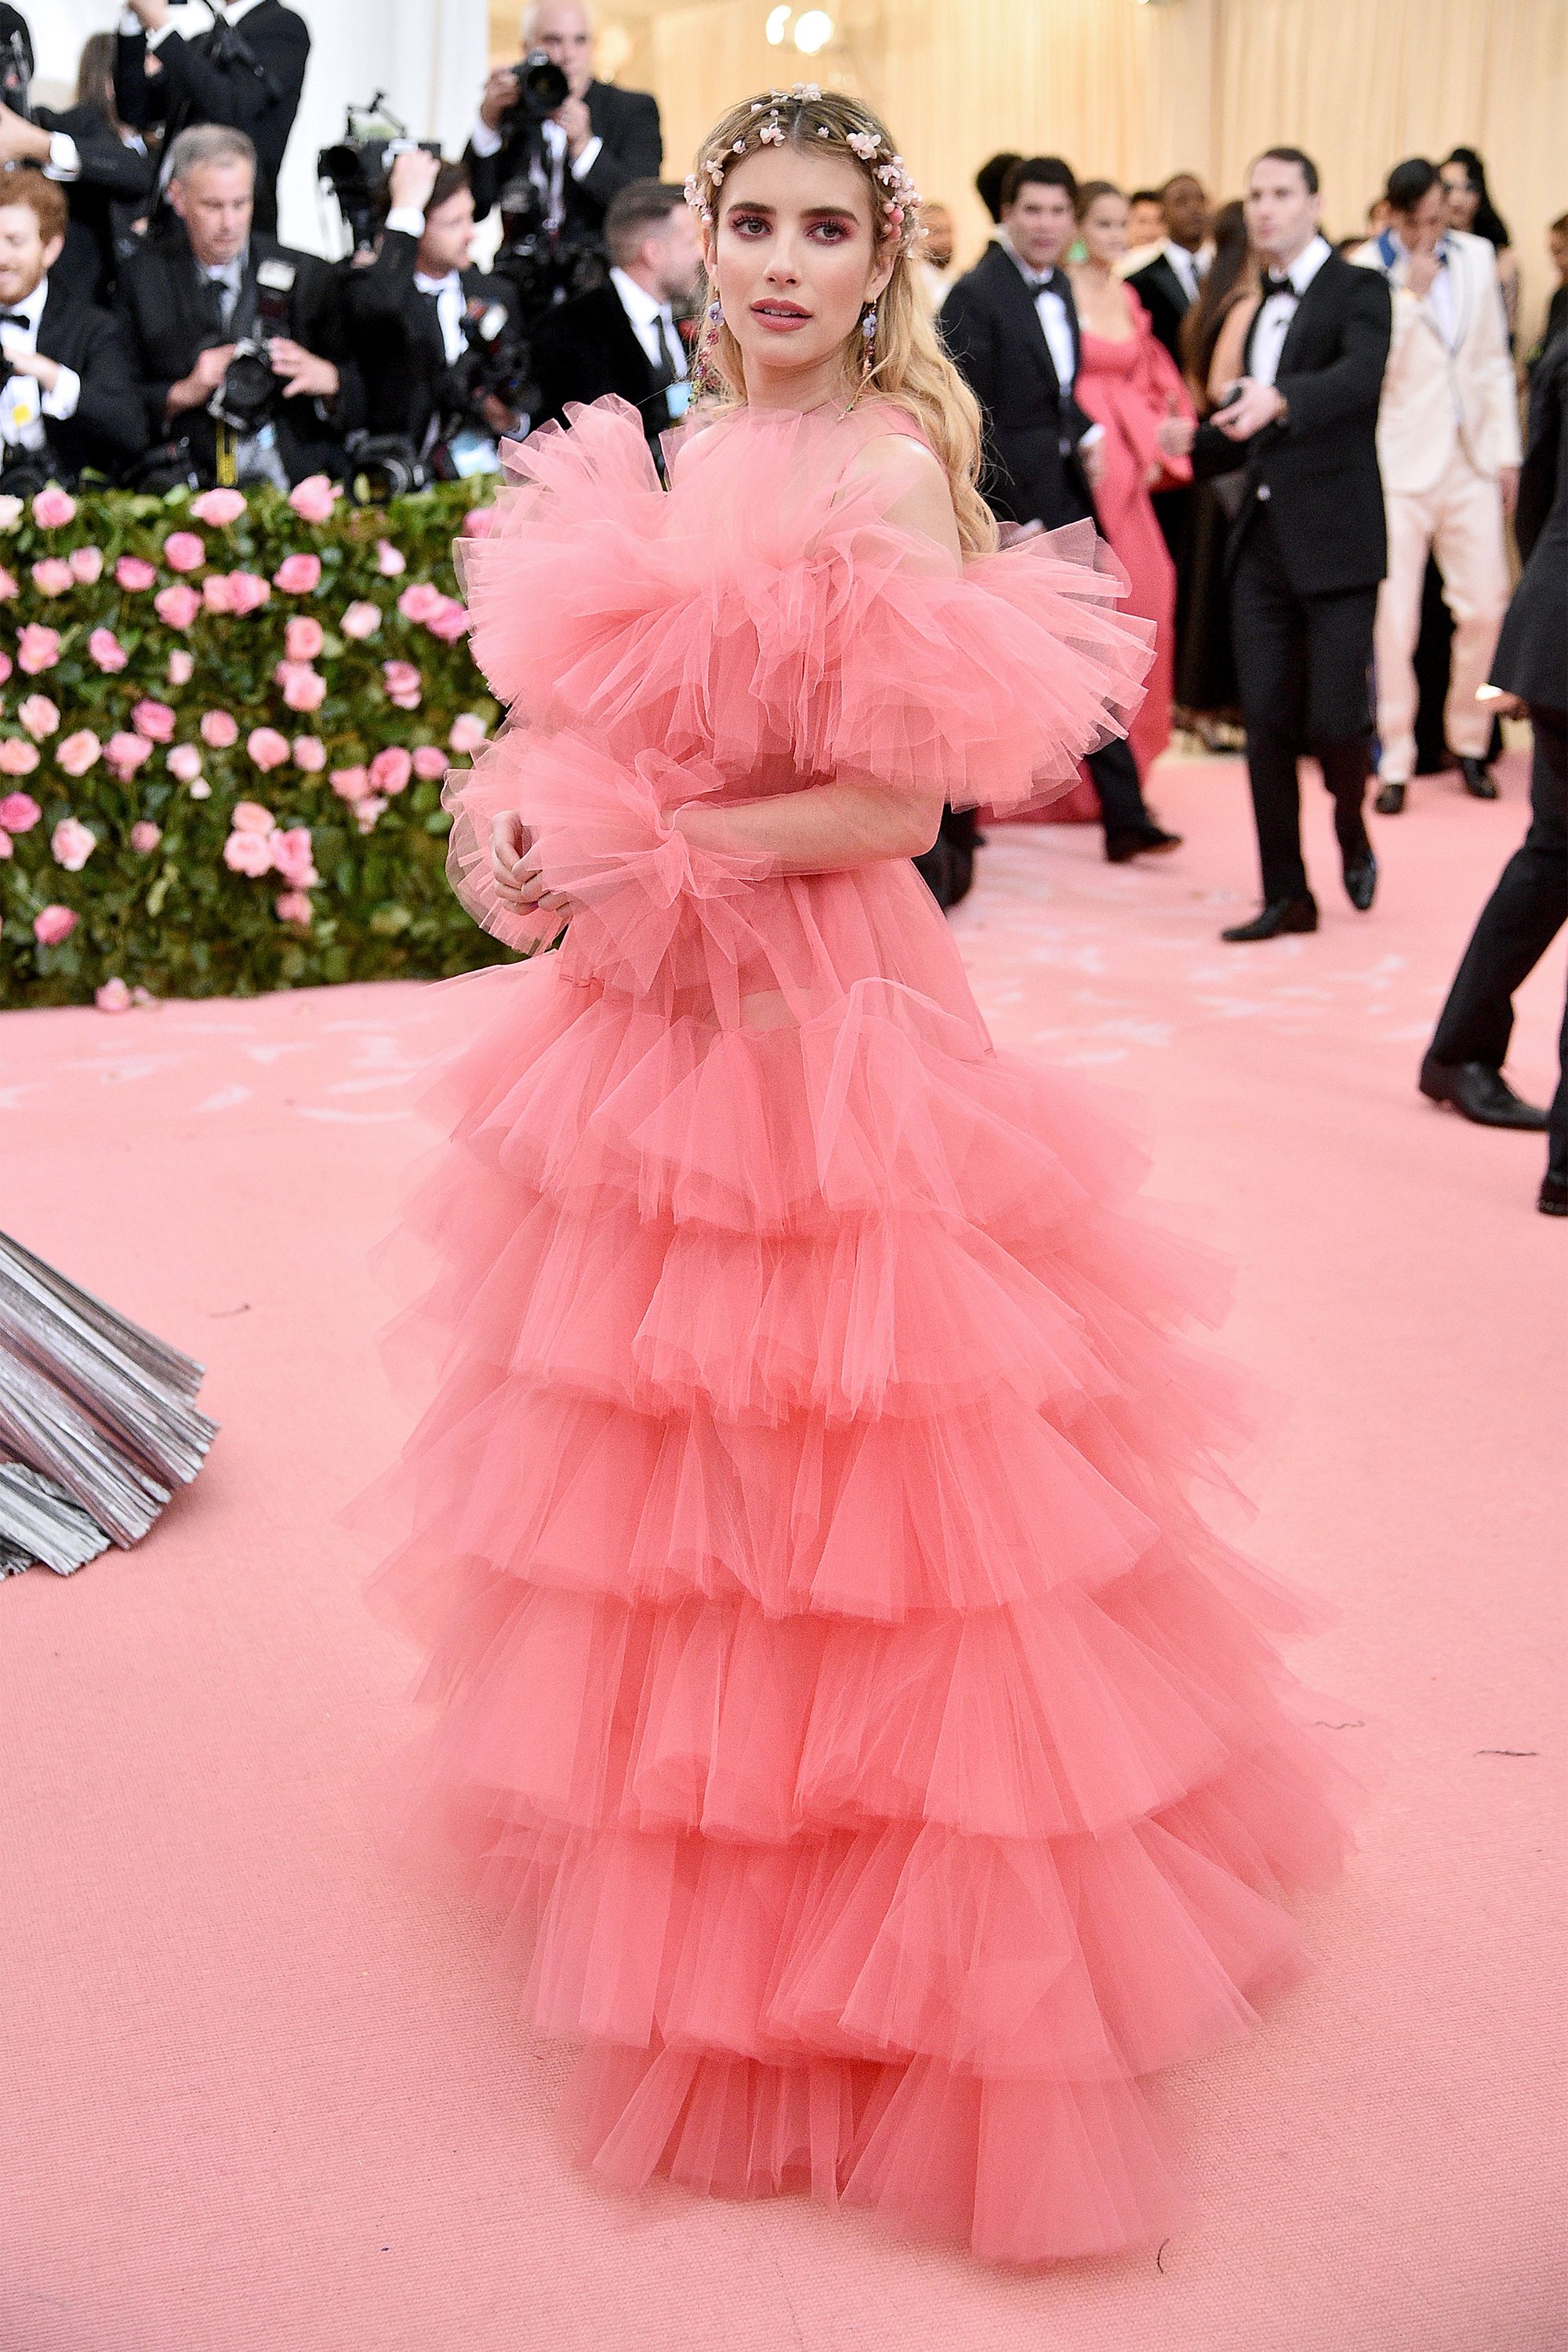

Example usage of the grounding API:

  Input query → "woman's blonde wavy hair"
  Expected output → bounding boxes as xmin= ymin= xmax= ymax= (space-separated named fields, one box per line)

xmin=688 ymin=89 xmax=997 ymax=557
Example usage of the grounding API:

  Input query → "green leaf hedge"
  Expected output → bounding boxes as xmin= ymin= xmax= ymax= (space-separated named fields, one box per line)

xmin=0 ymin=477 xmax=515 ymax=1008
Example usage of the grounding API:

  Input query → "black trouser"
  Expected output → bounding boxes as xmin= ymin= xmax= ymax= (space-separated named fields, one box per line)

xmin=1430 ymin=705 xmax=1568 ymax=1173
xmin=1229 ymin=508 xmax=1377 ymax=901
xmin=1085 ymin=735 xmax=1152 ymax=836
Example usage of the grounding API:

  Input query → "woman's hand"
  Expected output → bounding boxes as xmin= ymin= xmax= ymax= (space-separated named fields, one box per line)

xmin=489 ymin=811 xmax=572 ymax=917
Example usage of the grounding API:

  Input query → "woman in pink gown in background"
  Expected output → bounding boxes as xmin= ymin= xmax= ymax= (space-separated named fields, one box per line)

xmin=1070 ymin=183 xmax=1198 ymax=785
xmin=356 ymin=89 xmax=1361 ymax=2270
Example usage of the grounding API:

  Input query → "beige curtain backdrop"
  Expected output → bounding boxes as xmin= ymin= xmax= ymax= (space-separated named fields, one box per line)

xmin=528 ymin=0 xmax=1565 ymax=340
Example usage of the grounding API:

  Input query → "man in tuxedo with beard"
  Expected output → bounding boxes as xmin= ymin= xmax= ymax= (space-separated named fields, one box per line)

xmin=0 ymin=6 xmax=155 ymax=305
xmin=114 ymin=0 xmax=310 ymax=240
xmin=1179 ymin=147 xmax=1392 ymax=942
xmin=531 ymin=180 xmax=698 ymax=456
xmin=941 ymin=154 xmax=1185 ymax=863
xmin=0 ymin=166 xmax=144 ymax=485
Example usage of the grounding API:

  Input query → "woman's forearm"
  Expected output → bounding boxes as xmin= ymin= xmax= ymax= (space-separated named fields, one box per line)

xmin=672 ymin=778 xmax=945 ymax=876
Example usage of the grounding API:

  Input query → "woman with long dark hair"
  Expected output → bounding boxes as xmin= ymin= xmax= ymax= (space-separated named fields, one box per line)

xmin=1174 ymin=198 xmax=1258 ymax=730
xmin=1442 ymin=148 xmax=1520 ymax=345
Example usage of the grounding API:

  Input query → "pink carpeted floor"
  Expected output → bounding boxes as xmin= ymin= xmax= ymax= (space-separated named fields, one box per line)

xmin=2 ymin=750 xmax=1563 ymax=2352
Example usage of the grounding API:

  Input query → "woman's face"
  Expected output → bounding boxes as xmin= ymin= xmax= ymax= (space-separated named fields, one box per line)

xmin=1440 ymin=163 xmax=1478 ymax=230
xmin=1080 ymin=193 xmax=1128 ymax=267
xmin=704 ymin=142 xmax=893 ymax=395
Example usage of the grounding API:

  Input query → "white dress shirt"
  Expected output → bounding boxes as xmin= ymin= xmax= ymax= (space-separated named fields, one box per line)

xmin=0 ymin=278 xmax=82 ymax=452
xmin=1250 ymin=233 xmax=1333 ymax=387
xmin=608 ymin=267 xmax=688 ymax=382
xmin=1162 ymin=239 xmax=1204 ymax=306
xmin=1000 ymin=231 xmax=1102 ymax=448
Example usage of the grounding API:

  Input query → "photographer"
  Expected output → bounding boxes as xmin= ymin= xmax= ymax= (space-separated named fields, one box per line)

xmin=0 ymin=8 xmax=156 ymax=305
xmin=114 ymin=124 xmax=350 ymax=489
xmin=532 ymin=180 xmax=696 ymax=455
xmin=468 ymin=2 xmax=661 ymax=318
xmin=0 ymin=166 xmax=146 ymax=488
xmin=114 ymin=0 xmax=310 ymax=239
xmin=345 ymin=148 xmax=528 ymax=478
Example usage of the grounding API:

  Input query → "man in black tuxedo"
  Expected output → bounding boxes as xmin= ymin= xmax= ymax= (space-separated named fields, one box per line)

xmin=115 ymin=125 xmax=350 ymax=488
xmin=114 ymin=0 xmax=309 ymax=240
xmin=0 ymin=167 xmax=144 ymax=484
xmin=0 ymin=8 xmax=154 ymax=304
xmin=532 ymin=180 xmax=698 ymax=455
xmin=468 ymin=1 xmax=661 ymax=314
xmin=1181 ymin=147 xmax=1392 ymax=941
xmin=1421 ymin=335 xmax=1567 ymax=1213
xmin=1125 ymin=173 xmax=1210 ymax=367
xmin=345 ymin=151 xmax=528 ymax=468
xmin=941 ymin=155 xmax=1184 ymax=863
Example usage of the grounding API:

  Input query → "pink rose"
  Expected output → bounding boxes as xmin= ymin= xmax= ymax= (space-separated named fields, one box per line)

xmin=155 ymin=583 xmax=201 ymax=630
xmin=292 ymin=735 xmax=326 ymax=772
xmin=132 ymin=699 xmax=176 ymax=743
xmin=354 ymin=794 xmax=387 ymax=834
xmin=163 ymin=530 xmax=206 ymax=573
xmin=200 ymin=710 xmax=240 ymax=749
xmin=226 ymin=571 xmax=271 ymax=615
xmin=223 ymin=829 xmax=274 ymax=877
xmin=281 ymin=665 xmax=326 ymax=713
xmin=339 ymin=600 xmax=381 ymax=640
xmin=17 ymin=624 xmax=60 ymax=674
xmin=167 ymin=744 xmax=205 ymax=783
xmin=190 ymin=488 xmax=247 ymax=526
xmin=167 ymin=648 xmax=195 ymax=685
xmin=0 ymin=738 xmax=39 ymax=776
xmin=247 ymin=728 xmax=292 ymax=771
xmin=289 ymin=474 xmax=337 ymax=523
xmin=89 ymin=628 xmax=129 ymax=673
xmin=230 ymin=800 xmax=274 ymax=834
xmin=368 ymin=745 xmax=413 ymax=797
xmin=30 ymin=558 xmax=74 ymax=597
xmin=329 ymin=764 xmax=371 ymax=803
xmin=129 ymin=821 xmax=162 ymax=854
xmin=274 ymin=891 xmax=314 ymax=925
xmin=56 ymin=731 xmax=102 ymax=779
xmin=268 ymin=824 xmax=318 ymax=887
xmin=463 ymin=506 xmax=496 ymax=539
xmin=51 ymin=817 xmax=98 ymax=871
xmin=397 ymin=582 xmax=443 ymax=624
xmin=189 ymin=779 xmax=212 ymax=800
xmin=274 ymin=553 xmax=322 ymax=596
xmin=69 ymin=546 xmax=104 ymax=585
xmin=33 ymin=905 xmax=78 ymax=946
xmin=96 ymin=978 xmax=133 ymax=1014
xmin=426 ymin=597 xmax=469 ymax=644
xmin=448 ymin=713 xmax=488 ymax=754
xmin=285 ymin=615 xmax=325 ymax=662
xmin=32 ymin=488 xmax=77 ymax=529
xmin=0 ymin=791 xmax=42 ymax=833
xmin=376 ymin=539 xmax=406 ymax=578
xmin=104 ymin=732 xmax=154 ymax=779
xmin=201 ymin=573 xmax=236 ymax=615
xmin=0 ymin=829 xmax=11 ymax=858
xmin=412 ymin=745 xmax=448 ymax=780
xmin=116 ymin=555 xmax=158 ymax=592
xmin=0 ymin=571 xmax=16 ymax=603
xmin=0 ymin=650 xmax=9 ymax=683
xmin=382 ymin=659 xmax=422 ymax=707
xmin=18 ymin=695 xmax=59 ymax=739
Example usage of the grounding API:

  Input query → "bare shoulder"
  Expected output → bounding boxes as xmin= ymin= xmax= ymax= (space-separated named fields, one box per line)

xmin=844 ymin=430 xmax=962 ymax=561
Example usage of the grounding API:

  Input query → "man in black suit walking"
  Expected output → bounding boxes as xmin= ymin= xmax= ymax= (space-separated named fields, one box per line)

xmin=532 ymin=180 xmax=698 ymax=456
xmin=115 ymin=0 xmax=310 ymax=240
xmin=941 ymin=156 xmax=1184 ymax=863
xmin=468 ymin=1 xmax=661 ymax=315
xmin=0 ymin=7 xmax=154 ymax=305
xmin=0 ymin=166 xmax=144 ymax=485
xmin=1181 ymin=147 xmax=1392 ymax=941
xmin=1421 ymin=336 xmax=1567 ymax=1212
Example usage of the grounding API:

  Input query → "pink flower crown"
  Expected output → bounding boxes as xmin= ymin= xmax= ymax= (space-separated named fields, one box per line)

xmin=684 ymin=88 xmax=924 ymax=256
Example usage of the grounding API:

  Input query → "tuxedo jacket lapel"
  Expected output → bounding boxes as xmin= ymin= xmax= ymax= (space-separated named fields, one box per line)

xmin=1276 ymin=255 xmax=1335 ymax=376
xmin=987 ymin=245 xmax=1064 ymax=400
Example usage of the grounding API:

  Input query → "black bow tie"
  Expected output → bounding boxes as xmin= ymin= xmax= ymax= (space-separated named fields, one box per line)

xmin=1261 ymin=270 xmax=1298 ymax=300
xmin=1027 ymin=269 xmax=1065 ymax=297
xmin=0 ymin=311 xmax=27 ymax=326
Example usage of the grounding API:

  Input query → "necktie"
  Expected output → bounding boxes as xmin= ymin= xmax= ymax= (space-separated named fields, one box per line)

xmin=1029 ymin=270 xmax=1062 ymax=297
xmin=649 ymin=311 xmax=682 ymax=387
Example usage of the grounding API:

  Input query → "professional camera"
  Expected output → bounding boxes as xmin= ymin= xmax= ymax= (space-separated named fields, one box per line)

xmin=318 ymin=95 xmax=442 ymax=257
xmin=503 ymin=49 xmax=570 ymax=127
xmin=0 ymin=2 xmax=34 ymax=119
xmin=428 ymin=300 xmax=535 ymax=481
xmin=495 ymin=179 xmax=604 ymax=325
xmin=0 ymin=455 xmax=53 ymax=501
xmin=344 ymin=430 xmax=426 ymax=506
xmin=206 ymin=256 xmax=297 ymax=437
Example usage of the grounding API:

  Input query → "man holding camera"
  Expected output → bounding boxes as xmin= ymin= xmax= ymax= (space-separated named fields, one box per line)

xmin=532 ymin=180 xmax=697 ymax=453
xmin=114 ymin=123 xmax=349 ymax=489
xmin=0 ymin=165 xmax=145 ymax=488
xmin=0 ymin=5 xmax=156 ymax=306
xmin=467 ymin=1 xmax=662 ymax=317
xmin=115 ymin=0 xmax=310 ymax=240
xmin=346 ymin=147 xmax=528 ymax=480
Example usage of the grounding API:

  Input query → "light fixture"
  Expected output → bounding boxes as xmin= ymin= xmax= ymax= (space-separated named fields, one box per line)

xmin=794 ymin=8 xmax=833 ymax=51
xmin=765 ymin=5 xmax=791 ymax=42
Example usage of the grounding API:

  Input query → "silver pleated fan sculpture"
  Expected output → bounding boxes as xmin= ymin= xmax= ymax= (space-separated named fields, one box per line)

xmin=0 ymin=1231 xmax=218 ymax=1577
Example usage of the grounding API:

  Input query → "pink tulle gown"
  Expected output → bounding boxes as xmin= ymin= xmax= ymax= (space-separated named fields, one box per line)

xmin=358 ymin=394 xmax=1360 ymax=2267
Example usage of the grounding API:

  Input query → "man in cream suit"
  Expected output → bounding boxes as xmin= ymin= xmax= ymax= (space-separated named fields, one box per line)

xmin=1354 ymin=158 xmax=1521 ymax=811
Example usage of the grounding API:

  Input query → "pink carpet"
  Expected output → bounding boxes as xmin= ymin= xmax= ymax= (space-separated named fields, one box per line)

xmin=2 ymin=750 xmax=1563 ymax=2351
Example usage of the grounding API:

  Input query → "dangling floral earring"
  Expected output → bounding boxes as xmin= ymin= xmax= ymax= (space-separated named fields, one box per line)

xmin=707 ymin=299 xmax=724 ymax=328
xmin=860 ymin=302 xmax=878 ymax=378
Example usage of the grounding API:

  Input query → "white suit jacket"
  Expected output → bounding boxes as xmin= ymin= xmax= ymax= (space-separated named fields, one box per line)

xmin=1351 ymin=227 xmax=1522 ymax=492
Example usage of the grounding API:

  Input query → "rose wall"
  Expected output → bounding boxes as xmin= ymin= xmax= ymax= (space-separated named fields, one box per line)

xmin=0 ymin=480 xmax=513 ymax=1009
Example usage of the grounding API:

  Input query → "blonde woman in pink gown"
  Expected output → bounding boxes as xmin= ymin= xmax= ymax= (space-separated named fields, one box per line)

xmin=1070 ymin=183 xmax=1199 ymax=784
xmin=361 ymin=89 xmax=1360 ymax=2268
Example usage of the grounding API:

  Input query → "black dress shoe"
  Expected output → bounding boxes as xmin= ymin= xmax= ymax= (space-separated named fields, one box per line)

xmin=1221 ymin=895 xmax=1319 ymax=942
xmin=1540 ymin=1175 xmax=1568 ymax=1217
xmin=1418 ymin=1056 xmax=1550 ymax=1128
xmin=1105 ymin=823 xmax=1184 ymax=864
xmin=1342 ymin=848 xmax=1377 ymax=911
xmin=1459 ymin=757 xmax=1499 ymax=800
xmin=1374 ymin=781 xmax=1406 ymax=815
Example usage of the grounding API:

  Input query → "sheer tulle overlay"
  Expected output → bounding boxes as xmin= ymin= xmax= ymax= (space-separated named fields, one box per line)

xmin=355 ymin=399 xmax=1363 ymax=2266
